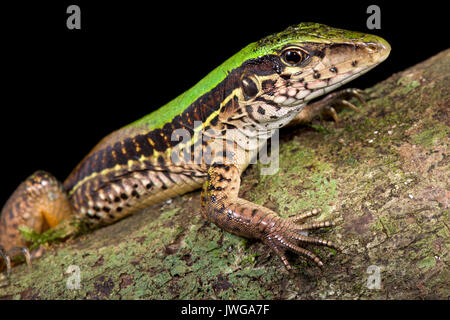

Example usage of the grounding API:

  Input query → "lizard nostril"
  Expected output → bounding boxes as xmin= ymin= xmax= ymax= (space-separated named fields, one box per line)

xmin=366 ymin=43 xmax=379 ymax=52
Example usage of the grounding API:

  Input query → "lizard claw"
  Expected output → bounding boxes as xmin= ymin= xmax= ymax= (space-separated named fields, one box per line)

xmin=0 ymin=245 xmax=11 ymax=277
xmin=0 ymin=245 xmax=32 ymax=278
xmin=323 ymin=88 xmax=366 ymax=122
xmin=323 ymin=106 xmax=339 ymax=123
xmin=264 ymin=208 xmax=338 ymax=272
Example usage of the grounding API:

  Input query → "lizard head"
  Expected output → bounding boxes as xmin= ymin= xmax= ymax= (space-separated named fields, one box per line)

xmin=231 ymin=22 xmax=391 ymax=129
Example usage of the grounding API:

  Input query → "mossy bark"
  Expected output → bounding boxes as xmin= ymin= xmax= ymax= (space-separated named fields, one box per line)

xmin=1 ymin=50 xmax=448 ymax=300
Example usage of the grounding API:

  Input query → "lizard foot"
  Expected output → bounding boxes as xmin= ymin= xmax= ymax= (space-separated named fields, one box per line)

xmin=263 ymin=208 xmax=338 ymax=272
xmin=288 ymin=88 xmax=366 ymax=126
xmin=202 ymin=163 xmax=338 ymax=272
xmin=0 ymin=245 xmax=32 ymax=277
xmin=313 ymin=88 xmax=366 ymax=122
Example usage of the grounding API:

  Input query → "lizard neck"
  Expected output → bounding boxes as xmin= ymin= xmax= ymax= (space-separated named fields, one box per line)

xmin=63 ymin=55 xmax=283 ymax=193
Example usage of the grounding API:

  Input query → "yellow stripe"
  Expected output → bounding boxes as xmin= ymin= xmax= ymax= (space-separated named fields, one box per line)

xmin=172 ymin=88 xmax=242 ymax=154
xmin=69 ymin=89 xmax=242 ymax=196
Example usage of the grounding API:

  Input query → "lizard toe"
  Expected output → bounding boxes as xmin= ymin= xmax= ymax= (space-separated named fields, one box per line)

xmin=0 ymin=245 xmax=32 ymax=278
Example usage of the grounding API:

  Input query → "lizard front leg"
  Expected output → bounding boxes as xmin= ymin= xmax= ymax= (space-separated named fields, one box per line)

xmin=201 ymin=162 xmax=337 ymax=271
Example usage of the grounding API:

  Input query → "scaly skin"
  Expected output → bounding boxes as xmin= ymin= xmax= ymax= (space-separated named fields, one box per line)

xmin=0 ymin=23 xmax=390 ymax=275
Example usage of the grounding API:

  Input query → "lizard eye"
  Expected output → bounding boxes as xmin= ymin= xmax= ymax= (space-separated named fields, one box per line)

xmin=281 ymin=48 xmax=308 ymax=66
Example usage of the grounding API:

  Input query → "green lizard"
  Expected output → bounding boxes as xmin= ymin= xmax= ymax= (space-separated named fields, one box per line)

xmin=0 ymin=23 xmax=390 ymax=275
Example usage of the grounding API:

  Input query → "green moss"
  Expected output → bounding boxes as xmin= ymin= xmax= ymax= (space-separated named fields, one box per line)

xmin=248 ymin=144 xmax=337 ymax=220
xmin=239 ymin=253 xmax=260 ymax=267
xmin=412 ymin=125 xmax=449 ymax=148
xmin=309 ymin=124 xmax=335 ymax=134
xmin=416 ymin=256 xmax=436 ymax=269
xmin=345 ymin=157 xmax=359 ymax=168
xmin=19 ymin=224 xmax=71 ymax=251
xmin=372 ymin=216 xmax=398 ymax=237
xmin=397 ymin=77 xmax=420 ymax=94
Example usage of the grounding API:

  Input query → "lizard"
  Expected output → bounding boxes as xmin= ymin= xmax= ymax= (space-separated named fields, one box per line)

xmin=0 ymin=22 xmax=390 ymax=276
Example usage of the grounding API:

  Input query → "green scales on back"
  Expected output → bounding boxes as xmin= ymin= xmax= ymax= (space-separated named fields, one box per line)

xmin=128 ymin=22 xmax=380 ymax=132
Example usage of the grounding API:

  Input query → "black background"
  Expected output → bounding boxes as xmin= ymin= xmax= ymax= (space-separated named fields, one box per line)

xmin=0 ymin=1 xmax=447 ymax=205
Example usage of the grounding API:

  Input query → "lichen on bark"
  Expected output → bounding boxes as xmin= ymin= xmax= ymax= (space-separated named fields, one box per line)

xmin=1 ymin=50 xmax=448 ymax=300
